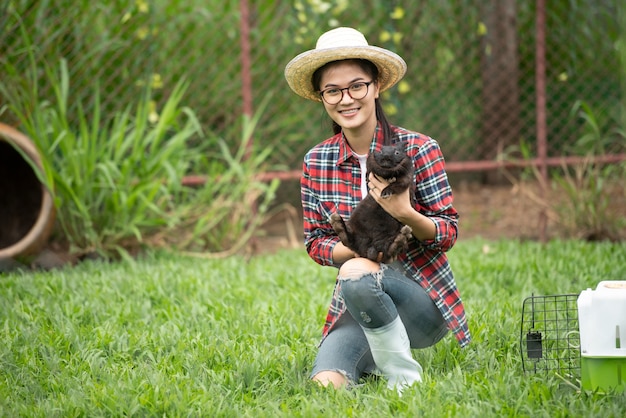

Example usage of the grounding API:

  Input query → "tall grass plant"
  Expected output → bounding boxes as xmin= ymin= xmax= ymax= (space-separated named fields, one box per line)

xmin=501 ymin=99 xmax=626 ymax=242
xmin=159 ymin=100 xmax=280 ymax=256
xmin=2 ymin=56 xmax=201 ymax=256
xmin=1 ymin=51 xmax=278 ymax=257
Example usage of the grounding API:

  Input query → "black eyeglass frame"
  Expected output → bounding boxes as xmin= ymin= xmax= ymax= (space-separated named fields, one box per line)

xmin=318 ymin=81 xmax=374 ymax=105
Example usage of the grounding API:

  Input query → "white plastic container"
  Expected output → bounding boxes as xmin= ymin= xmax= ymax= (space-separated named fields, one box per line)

xmin=577 ymin=281 xmax=626 ymax=392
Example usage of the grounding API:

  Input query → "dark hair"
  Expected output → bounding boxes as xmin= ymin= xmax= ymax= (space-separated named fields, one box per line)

xmin=312 ymin=59 xmax=395 ymax=146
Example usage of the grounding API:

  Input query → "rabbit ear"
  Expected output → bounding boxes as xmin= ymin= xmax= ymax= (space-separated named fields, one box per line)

xmin=395 ymin=141 xmax=407 ymax=152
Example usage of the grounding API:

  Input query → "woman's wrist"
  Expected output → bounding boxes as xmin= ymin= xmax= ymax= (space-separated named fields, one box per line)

xmin=399 ymin=209 xmax=436 ymax=241
xmin=332 ymin=241 xmax=357 ymax=264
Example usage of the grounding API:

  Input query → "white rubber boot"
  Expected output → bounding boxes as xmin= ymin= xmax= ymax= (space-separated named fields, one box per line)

xmin=362 ymin=316 xmax=423 ymax=392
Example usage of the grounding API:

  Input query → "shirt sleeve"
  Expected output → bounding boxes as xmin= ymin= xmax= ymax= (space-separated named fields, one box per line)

xmin=410 ymin=137 xmax=459 ymax=252
xmin=301 ymin=156 xmax=340 ymax=266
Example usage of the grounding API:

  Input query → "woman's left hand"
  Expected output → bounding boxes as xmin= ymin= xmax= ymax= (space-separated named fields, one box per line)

xmin=368 ymin=173 xmax=437 ymax=241
xmin=367 ymin=173 xmax=414 ymax=221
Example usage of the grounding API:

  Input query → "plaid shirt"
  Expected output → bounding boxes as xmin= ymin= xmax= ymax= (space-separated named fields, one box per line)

xmin=301 ymin=123 xmax=471 ymax=347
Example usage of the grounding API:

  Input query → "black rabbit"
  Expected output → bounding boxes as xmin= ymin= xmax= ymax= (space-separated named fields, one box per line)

xmin=330 ymin=142 xmax=414 ymax=263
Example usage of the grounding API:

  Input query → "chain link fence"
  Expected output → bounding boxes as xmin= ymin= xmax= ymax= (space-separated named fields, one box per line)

xmin=1 ymin=0 xmax=624 ymax=176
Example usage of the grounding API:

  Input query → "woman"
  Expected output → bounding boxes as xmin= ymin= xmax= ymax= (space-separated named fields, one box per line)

xmin=284 ymin=27 xmax=471 ymax=391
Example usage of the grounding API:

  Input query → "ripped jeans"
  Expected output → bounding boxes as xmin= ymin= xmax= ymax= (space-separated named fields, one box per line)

xmin=310 ymin=261 xmax=448 ymax=384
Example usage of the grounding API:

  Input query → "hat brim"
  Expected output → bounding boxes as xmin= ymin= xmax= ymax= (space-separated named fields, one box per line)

xmin=284 ymin=46 xmax=407 ymax=102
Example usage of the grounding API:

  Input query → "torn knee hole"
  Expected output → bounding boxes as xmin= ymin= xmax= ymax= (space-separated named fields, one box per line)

xmin=338 ymin=270 xmax=370 ymax=281
xmin=338 ymin=258 xmax=381 ymax=281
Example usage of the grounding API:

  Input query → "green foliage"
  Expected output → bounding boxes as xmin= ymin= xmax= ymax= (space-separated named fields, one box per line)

xmin=0 ymin=3 xmax=279 ymax=258
xmin=2 ymin=56 xmax=199 ymax=256
xmin=1 ymin=51 xmax=278 ymax=257
xmin=502 ymin=99 xmax=625 ymax=241
xmin=4 ymin=1 xmax=623 ymax=171
xmin=552 ymin=160 xmax=626 ymax=241
xmin=162 ymin=102 xmax=280 ymax=254
xmin=569 ymin=100 xmax=626 ymax=155
xmin=1 ymin=240 xmax=626 ymax=416
xmin=552 ymin=102 xmax=626 ymax=240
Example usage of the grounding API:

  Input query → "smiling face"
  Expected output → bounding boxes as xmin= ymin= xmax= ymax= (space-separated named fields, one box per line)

xmin=316 ymin=60 xmax=380 ymax=139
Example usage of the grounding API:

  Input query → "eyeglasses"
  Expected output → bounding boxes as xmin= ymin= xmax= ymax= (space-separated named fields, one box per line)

xmin=319 ymin=81 xmax=374 ymax=105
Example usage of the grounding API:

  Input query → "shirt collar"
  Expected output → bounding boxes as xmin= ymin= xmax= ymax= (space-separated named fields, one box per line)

xmin=336 ymin=122 xmax=385 ymax=166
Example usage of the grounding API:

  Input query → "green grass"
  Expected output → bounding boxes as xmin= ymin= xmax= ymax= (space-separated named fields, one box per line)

xmin=1 ymin=239 xmax=626 ymax=417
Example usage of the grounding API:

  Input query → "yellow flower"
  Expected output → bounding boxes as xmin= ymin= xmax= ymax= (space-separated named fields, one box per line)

xmin=148 ymin=101 xmax=159 ymax=124
xmin=310 ymin=0 xmax=331 ymax=14
xmin=393 ymin=32 xmax=403 ymax=44
xmin=121 ymin=12 xmax=132 ymax=24
xmin=384 ymin=103 xmax=398 ymax=116
xmin=136 ymin=0 xmax=149 ymax=14
xmin=136 ymin=26 xmax=149 ymax=40
xmin=390 ymin=7 xmax=405 ymax=20
xmin=380 ymin=30 xmax=391 ymax=43
xmin=297 ymin=12 xmax=307 ymax=23
xmin=151 ymin=74 xmax=163 ymax=89
xmin=333 ymin=0 xmax=349 ymax=14
xmin=558 ymin=72 xmax=568 ymax=82
xmin=398 ymin=80 xmax=410 ymax=94
xmin=477 ymin=22 xmax=487 ymax=36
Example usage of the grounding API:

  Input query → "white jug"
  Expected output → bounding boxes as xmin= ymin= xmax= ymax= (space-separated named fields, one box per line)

xmin=577 ymin=281 xmax=626 ymax=357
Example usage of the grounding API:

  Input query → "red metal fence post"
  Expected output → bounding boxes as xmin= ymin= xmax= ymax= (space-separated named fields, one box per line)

xmin=536 ymin=0 xmax=548 ymax=243
xmin=240 ymin=0 xmax=253 ymax=159
xmin=239 ymin=0 xmax=259 ymax=249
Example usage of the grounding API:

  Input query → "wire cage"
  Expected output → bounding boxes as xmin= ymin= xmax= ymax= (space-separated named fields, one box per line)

xmin=520 ymin=294 xmax=581 ymax=379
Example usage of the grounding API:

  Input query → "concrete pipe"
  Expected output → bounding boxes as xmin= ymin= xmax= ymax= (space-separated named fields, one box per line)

xmin=0 ymin=123 xmax=55 ymax=259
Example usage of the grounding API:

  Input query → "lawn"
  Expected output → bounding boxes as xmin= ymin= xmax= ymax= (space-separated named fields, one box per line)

xmin=1 ymin=239 xmax=625 ymax=417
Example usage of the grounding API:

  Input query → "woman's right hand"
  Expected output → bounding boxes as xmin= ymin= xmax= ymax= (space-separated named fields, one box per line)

xmin=332 ymin=241 xmax=359 ymax=264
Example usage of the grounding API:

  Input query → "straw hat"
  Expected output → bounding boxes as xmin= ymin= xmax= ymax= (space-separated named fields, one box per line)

xmin=284 ymin=27 xmax=407 ymax=102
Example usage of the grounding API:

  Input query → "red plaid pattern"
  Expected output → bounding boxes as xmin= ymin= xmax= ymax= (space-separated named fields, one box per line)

xmin=301 ymin=123 xmax=471 ymax=347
